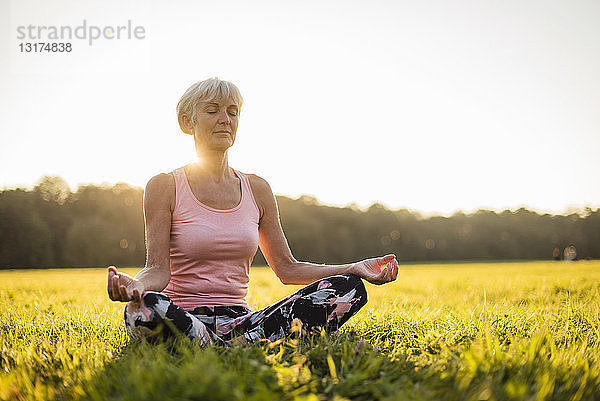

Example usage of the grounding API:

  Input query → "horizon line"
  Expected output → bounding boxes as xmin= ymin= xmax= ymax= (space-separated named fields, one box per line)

xmin=1 ymin=176 xmax=599 ymax=218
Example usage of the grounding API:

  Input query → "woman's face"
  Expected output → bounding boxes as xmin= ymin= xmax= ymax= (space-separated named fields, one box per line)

xmin=190 ymin=98 xmax=240 ymax=153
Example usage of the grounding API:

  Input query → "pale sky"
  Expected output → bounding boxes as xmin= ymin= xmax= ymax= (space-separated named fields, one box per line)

xmin=1 ymin=0 xmax=599 ymax=215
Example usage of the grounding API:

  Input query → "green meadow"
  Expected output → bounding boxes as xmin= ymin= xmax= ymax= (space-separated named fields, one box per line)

xmin=1 ymin=261 xmax=599 ymax=400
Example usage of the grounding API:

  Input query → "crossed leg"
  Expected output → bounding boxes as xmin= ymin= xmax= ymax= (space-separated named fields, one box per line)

xmin=124 ymin=292 xmax=213 ymax=345
xmin=123 ymin=274 xmax=368 ymax=346
xmin=224 ymin=274 xmax=368 ymax=344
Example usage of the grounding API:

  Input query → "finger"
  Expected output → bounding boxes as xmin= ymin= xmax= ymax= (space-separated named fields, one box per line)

xmin=384 ymin=264 xmax=393 ymax=282
xmin=107 ymin=280 xmax=113 ymax=301
xmin=107 ymin=267 xmax=117 ymax=300
xmin=114 ymin=275 xmax=124 ymax=300
xmin=133 ymin=288 xmax=142 ymax=304
xmin=379 ymin=254 xmax=396 ymax=265
xmin=392 ymin=259 xmax=399 ymax=281
xmin=116 ymin=276 xmax=128 ymax=300
xmin=118 ymin=284 xmax=130 ymax=301
xmin=383 ymin=259 xmax=396 ymax=283
xmin=109 ymin=274 xmax=120 ymax=301
xmin=125 ymin=284 xmax=135 ymax=302
xmin=112 ymin=275 xmax=123 ymax=300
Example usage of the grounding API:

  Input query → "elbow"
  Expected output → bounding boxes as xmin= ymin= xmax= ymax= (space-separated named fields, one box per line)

xmin=274 ymin=269 xmax=292 ymax=285
xmin=159 ymin=269 xmax=171 ymax=291
xmin=280 ymin=276 xmax=300 ymax=286
xmin=159 ymin=276 xmax=171 ymax=291
xmin=279 ymin=275 xmax=294 ymax=285
xmin=273 ymin=258 xmax=297 ymax=285
xmin=147 ymin=264 xmax=171 ymax=292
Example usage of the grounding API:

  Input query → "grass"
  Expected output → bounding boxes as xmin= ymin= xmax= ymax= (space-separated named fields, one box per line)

xmin=1 ymin=261 xmax=600 ymax=400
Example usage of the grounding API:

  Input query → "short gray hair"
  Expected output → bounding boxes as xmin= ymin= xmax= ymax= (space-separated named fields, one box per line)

xmin=176 ymin=78 xmax=243 ymax=134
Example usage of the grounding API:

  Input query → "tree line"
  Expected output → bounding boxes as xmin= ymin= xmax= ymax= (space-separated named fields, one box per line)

xmin=0 ymin=176 xmax=598 ymax=269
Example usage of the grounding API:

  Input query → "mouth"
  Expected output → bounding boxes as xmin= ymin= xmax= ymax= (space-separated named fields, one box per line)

xmin=214 ymin=131 xmax=231 ymax=134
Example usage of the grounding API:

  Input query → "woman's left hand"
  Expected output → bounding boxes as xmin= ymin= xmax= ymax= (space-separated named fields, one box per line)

xmin=351 ymin=254 xmax=398 ymax=285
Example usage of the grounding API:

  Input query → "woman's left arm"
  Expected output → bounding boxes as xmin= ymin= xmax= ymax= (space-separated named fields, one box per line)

xmin=248 ymin=175 xmax=398 ymax=286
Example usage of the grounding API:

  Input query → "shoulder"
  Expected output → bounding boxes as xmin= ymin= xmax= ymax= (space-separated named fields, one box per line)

xmin=144 ymin=172 xmax=176 ymax=212
xmin=245 ymin=173 xmax=272 ymax=196
xmin=146 ymin=172 xmax=175 ymax=192
xmin=245 ymin=173 xmax=276 ymax=219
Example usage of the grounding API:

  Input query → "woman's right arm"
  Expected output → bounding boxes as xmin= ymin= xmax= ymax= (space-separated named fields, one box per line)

xmin=107 ymin=173 xmax=174 ymax=302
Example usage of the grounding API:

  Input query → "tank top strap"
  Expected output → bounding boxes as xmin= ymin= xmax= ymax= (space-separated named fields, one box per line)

xmin=234 ymin=169 xmax=250 ymax=194
xmin=171 ymin=167 xmax=191 ymax=212
xmin=171 ymin=167 xmax=184 ymax=188
xmin=233 ymin=169 xmax=260 ymax=216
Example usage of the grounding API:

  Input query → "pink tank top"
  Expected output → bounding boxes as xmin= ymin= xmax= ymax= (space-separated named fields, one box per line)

xmin=161 ymin=167 xmax=260 ymax=311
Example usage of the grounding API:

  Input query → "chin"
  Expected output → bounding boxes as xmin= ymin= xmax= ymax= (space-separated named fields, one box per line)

xmin=210 ymin=141 xmax=233 ymax=151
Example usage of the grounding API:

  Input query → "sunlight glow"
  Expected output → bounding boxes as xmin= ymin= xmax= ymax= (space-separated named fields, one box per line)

xmin=1 ymin=0 xmax=599 ymax=215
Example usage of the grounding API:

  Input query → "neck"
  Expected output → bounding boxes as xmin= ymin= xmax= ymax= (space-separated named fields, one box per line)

xmin=193 ymin=149 xmax=231 ymax=181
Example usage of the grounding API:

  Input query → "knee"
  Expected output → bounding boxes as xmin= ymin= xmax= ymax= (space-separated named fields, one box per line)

xmin=345 ymin=274 xmax=368 ymax=305
xmin=141 ymin=292 xmax=171 ymax=312
xmin=345 ymin=273 xmax=364 ymax=286
xmin=343 ymin=274 xmax=366 ymax=291
xmin=123 ymin=292 xmax=172 ymax=340
xmin=124 ymin=292 xmax=170 ymax=318
xmin=328 ymin=274 xmax=368 ymax=306
xmin=124 ymin=300 xmax=154 ymax=340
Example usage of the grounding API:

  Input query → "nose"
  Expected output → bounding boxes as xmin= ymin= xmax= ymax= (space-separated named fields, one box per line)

xmin=217 ymin=109 xmax=231 ymax=125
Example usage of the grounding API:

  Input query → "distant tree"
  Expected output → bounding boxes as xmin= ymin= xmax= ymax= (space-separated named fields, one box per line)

xmin=0 ymin=189 xmax=54 ymax=267
xmin=33 ymin=176 xmax=72 ymax=266
xmin=34 ymin=176 xmax=70 ymax=204
xmin=0 ymin=178 xmax=598 ymax=268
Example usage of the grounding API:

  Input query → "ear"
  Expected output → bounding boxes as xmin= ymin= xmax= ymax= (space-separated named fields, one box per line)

xmin=179 ymin=114 xmax=194 ymax=135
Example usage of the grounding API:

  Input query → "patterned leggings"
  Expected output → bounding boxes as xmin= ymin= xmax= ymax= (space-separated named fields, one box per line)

xmin=124 ymin=274 xmax=367 ymax=346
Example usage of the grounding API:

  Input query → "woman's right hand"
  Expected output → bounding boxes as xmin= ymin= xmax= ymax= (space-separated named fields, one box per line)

xmin=107 ymin=266 xmax=145 ymax=303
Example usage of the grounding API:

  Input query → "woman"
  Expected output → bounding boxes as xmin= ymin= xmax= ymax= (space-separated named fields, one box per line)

xmin=107 ymin=78 xmax=398 ymax=346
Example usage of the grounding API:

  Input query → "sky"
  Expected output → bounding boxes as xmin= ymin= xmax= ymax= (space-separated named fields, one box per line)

xmin=1 ymin=0 xmax=599 ymax=216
